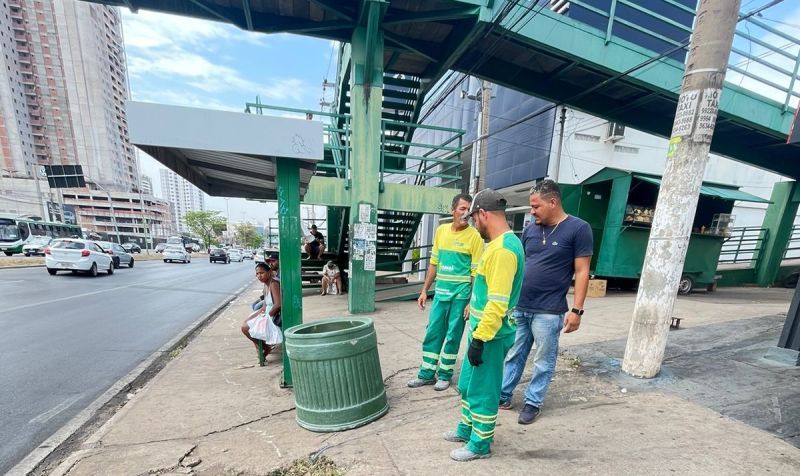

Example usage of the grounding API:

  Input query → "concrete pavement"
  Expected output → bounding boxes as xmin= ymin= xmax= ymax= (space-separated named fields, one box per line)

xmin=37 ymin=286 xmax=800 ymax=475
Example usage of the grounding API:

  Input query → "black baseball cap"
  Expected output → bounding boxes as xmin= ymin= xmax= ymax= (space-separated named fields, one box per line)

xmin=267 ymin=253 xmax=278 ymax=261
xmin=466 ymin=188 xmax=508 ymax=218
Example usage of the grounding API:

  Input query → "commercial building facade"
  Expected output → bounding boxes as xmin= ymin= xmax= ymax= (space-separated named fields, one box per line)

xmin=159 ymin=169 xmax=206 ymax=234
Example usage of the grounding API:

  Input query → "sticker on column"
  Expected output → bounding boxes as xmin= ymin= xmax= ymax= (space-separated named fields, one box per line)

xmin=365 ymin=223 xmax=377 ymax=241
xmin=667 ymin=137 xmax=681 ymax=159
xmin=359 ymin=203 xmax=371 ymax=223
xmin=364 ymin=244 xmax=376 ymax=271
xmin=692 ymin=88 xmax=720 ymax=143
xmin=672 ymin=89 xmax=701 ymax=137
xmin=352 ymin=239 xmax=365 ymax=259
xmin=353 ymin=223 xmax=367 ymax=240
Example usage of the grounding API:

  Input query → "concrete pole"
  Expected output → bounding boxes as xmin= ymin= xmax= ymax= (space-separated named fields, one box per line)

xmin=105 ymin=190 xmax=121 ymax=244
xmin=29 ymin=163 xmax=47 ymax=220
xmin=622 ymin=0 xmax=740 ymax=378
xmin=468 ymin=80 xmax=492 ymax=195
xmin=551 ymin=106 xmax=567 ymax=183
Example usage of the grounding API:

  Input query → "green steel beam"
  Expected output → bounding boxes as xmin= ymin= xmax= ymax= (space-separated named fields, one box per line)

xmin=348 ymin=12 xmax=384 ymax=313
xmin=305 ymin=176 xmax=457 ymax=214
xmin=308 ymin=0 xmax=355 ymax=21
xmin=187 ymin=0 xmax=236 ymax=24
xmin=755 ymin=181 xmax=800 ymax=287
xmin=241 ymin=0 xmax=253 ymax=30
xmin=383 ymin=6 xmax=480 ymax=25
xmin=275 ymin=158 xmax=303 ymax=387
xmin=384 ymin=33 xmax=440 ymax=63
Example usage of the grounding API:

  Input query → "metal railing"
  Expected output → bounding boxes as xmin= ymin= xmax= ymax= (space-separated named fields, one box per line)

xmin=719 ymin=226 xmax=769 ymax=265
xmin=565 ymin=0 xmax=800 ymax=111
xmin=380 ymin=119 xmax=465 ymax=190
xmin=374 ymin=244 xmax=432 ymax=294
xmin=784 ymin=224 xmax=800 ymax=260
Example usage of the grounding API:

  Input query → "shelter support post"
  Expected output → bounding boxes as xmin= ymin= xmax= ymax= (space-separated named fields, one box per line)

xmin=347 ymin=9 xmax=384 ymax=314
xmin=593 ymin=174 xmax=632 ymax=277
xmin=276 ymin=157 xmax=303 ymax=387
xmin=754 ymin=181 xmax=800 ymax=287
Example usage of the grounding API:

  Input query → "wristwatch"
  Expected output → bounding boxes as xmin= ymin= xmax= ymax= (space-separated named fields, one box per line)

xmin=570 ymin=308 xmax=584 ymax=316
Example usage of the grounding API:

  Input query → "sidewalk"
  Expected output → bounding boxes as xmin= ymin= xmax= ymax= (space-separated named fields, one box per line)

xmin=44 ymin=285 xmax=800 ymax=475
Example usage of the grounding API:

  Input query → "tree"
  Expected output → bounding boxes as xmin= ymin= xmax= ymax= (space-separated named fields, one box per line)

xmin=184 ymin=210 xmax=226 ymax=251
xmin=234 ymin=222 xmax=265 ymax=249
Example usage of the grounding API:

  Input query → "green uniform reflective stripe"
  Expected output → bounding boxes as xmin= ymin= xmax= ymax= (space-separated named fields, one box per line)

xmin=422 ymin=351 xmax=440 ymax=360
xmin=436 ymin=273 xmax=472 ymax=282
xmin=439 ymin=362 xmax=455 ymax=371
xmin=420 ymin=361 xmax=437 ymax=370
xmin=440 ymin=352 xmax=458 ymax=360
xmin=472 ymin=427 xmax=495 ymax=439
xmin=470 ymin=412 xmax=497 ymax=424
xmin=487 ymin=294 xmax=509 ymax=303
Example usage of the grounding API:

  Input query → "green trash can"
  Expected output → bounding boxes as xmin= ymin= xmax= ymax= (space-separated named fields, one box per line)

xmin=284 ymin=317 xmax=389 ymax=432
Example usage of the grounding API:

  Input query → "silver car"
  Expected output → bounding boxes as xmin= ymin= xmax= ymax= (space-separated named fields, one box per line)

xmin=23 ymin=236 xmax=52 ymax=256
xmin=163 ymin=245 xmax=191 ymax=263
xmin=96 ymin=241 xmax=135 ymax=268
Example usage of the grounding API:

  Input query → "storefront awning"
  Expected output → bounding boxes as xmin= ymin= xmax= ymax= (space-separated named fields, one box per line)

xmin=633 ymin=174 xmax=770 ymax=204
xmin=126 ymin=101 xmax=323 ymax=200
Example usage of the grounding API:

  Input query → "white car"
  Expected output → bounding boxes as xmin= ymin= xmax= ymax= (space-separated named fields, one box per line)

xmin=23 ymin=236 xmax=52 ymax=256
xmin=163 ymin=245 xmax=191 ymax=263
xmin=45 ymin=238 xmax=114 ymax=277
xmin=228 ymin=249 xmax=244 ymax=262
xmin=254 ymin=249 xmax=265 ymax=264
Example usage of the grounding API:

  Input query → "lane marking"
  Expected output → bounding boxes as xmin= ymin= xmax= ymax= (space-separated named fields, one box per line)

xmin=0 ymin=279 xmax=158 ymax=314
xmin=28 ymin=395 xmax=82 ymax=425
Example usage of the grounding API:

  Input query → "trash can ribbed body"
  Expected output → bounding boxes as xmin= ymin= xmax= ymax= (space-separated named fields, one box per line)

xmin=284 ymin=317 xmax=388 ymax=432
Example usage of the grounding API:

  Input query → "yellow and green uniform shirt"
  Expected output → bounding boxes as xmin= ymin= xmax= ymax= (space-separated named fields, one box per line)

xmin=430 ymin=223 xmax=484 ymax=301
xmin=469 ymin=231 xmax=525 ymax=342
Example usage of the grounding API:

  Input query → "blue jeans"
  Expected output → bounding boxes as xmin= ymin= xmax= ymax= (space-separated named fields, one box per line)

xmin=500 ymin=310 xmax=564 ymax=408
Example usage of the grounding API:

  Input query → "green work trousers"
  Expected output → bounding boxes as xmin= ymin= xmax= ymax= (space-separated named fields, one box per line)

xmin=454 ymin=333 xmax=515 ymax=455
xmin=417 ymin=297 xmax=469 ymax=382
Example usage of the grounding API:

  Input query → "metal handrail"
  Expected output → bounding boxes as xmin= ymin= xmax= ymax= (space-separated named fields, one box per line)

xmin=719 ymin=226 xmax=769 ymax=265
xmin=565 ymin=0 xmax=800 ymax=112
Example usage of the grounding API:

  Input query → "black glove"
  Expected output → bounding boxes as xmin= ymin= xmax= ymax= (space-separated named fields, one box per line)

xmin=467 ymin=339 xmax=484 ymax=367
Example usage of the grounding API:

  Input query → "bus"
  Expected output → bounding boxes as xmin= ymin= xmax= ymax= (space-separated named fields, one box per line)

xmin=0 ymin=214 xmax=83 ymax=256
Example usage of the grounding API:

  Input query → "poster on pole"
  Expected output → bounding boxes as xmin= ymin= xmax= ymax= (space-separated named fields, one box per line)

xmin=672 ymin=89 xmax=701 ymax=138
xmin=359 ymin=203 xmax=371 ymax=223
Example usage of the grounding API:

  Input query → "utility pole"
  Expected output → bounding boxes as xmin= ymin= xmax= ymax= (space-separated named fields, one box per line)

xmin=29 ymin=163 xmax=47 ymax=220
xmin=551 ymin=106 xmax=567 ymax=182
xmin=622 ymin=0 xmax=741 ymax=378
xmin=469 ymin=80 xmax=492 ymax=195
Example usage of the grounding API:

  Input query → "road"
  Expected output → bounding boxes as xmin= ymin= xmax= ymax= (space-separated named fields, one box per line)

xmin=0 ymin=258 xmax=255 ymax=474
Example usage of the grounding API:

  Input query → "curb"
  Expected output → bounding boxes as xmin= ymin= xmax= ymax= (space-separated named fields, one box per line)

xmin=8 ymin=279 xmax=255 ymax=476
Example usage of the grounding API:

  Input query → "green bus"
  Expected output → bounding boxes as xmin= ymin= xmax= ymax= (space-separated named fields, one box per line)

xmin=0 ymin=214 xmax=83 ymax=256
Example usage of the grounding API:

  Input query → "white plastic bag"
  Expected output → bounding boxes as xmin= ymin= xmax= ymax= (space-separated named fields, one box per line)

xmin=248 ymin=314 xmax=283 ymax=346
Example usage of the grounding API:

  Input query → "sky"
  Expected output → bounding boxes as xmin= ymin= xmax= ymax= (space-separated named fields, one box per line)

xmin=121 ymin=10 xmax=336 ymax=228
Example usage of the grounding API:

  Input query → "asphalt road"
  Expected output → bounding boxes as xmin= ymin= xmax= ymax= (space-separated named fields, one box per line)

xmin=0 ymin=258 xmax=256 ymax=474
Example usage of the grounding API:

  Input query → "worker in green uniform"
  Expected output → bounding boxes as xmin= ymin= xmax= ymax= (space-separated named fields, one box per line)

xmin=443 ymin=188 xmax=525 ymax=462
xmin=408 ymin=193 xmax=484 ymax=391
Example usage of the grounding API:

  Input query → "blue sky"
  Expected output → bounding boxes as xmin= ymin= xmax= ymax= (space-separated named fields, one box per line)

xmin=121 ymin=10 xmax=335 ymax=225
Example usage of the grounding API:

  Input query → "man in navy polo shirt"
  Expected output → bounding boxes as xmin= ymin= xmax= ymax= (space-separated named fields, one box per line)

xmin=499 ymin=179 xmax=593 ymax=425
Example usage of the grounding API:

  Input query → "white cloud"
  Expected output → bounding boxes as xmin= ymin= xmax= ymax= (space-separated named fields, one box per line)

xmin=122 ymin=10 xmax=267 ymax=50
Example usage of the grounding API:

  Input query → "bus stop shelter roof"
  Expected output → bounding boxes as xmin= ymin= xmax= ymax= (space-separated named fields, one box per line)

xmin=126 ymin=101 xmax=323 ymax=200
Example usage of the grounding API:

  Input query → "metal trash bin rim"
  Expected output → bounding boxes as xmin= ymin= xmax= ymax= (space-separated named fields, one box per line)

xmin=285 ymin=317 xmax=373 ymax=339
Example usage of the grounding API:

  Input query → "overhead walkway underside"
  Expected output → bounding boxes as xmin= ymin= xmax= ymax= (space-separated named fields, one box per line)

xmin=86 ymin=0 xmax=800 ymax=179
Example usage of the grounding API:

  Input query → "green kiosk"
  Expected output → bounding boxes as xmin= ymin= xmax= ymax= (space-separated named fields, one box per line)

xmin=562 ymin=168 xmax=770 ymax=294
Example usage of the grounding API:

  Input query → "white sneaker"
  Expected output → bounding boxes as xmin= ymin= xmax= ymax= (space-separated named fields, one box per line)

xmin=434 ymin=379 xmax=450 ymax=391
xmin=450 ymin=446 xmax=491 ymax=462
xmin=407 ymin=378 xmax=435 ymax=388
xmin=443 ymin=431 xmax=467 ymax=443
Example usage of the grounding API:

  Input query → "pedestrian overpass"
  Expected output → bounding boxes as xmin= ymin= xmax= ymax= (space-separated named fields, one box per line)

xmin=85 ymin=0 xmax=800 ymax=312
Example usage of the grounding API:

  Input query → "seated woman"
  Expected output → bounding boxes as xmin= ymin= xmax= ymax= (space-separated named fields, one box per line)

xmin=321 ymin=260 xmax=342 ymax=296
xmin=241 ymin=262 xmax=282 ymax=361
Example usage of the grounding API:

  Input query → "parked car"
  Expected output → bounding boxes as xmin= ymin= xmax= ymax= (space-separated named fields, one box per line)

xmin=254 ymin=249 xmax=265 ymax=264
xmin=228 ymin=249 xmax=244 ymax=262
xmin=45 ymin=238 xmax=114 ymax=277
xmin=242 ymin=249 xmax=254 ymax=260
xmin=96 ymin=241 xmax=135 ymax=268
xmin=209 ymin=247 xmax=230 ymax=264
xmin=23 ymin=236 xmax=52 ymax=256
xmin=155 ymin=243 xmax=167 ymax=253
xmin=122 ymin=241 xmax=142 ymax=253
xmin=163 ymin=245 xmax=191 ymax=263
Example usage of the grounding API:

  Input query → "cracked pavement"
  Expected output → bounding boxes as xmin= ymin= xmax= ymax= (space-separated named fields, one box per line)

xmin=42 ymin=285 xmax=800 ymax=475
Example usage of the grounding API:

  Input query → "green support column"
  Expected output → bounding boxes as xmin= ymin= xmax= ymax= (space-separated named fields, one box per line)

xmin=348 ymin=6 xmax=384 ymax=314
xmin=275 ymin=158 xmax=303 ymax=387
xmin=755 ymin=180 xmax=800 ymax=287
xmin=594 ymin=174 xmax=632 ymax=277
